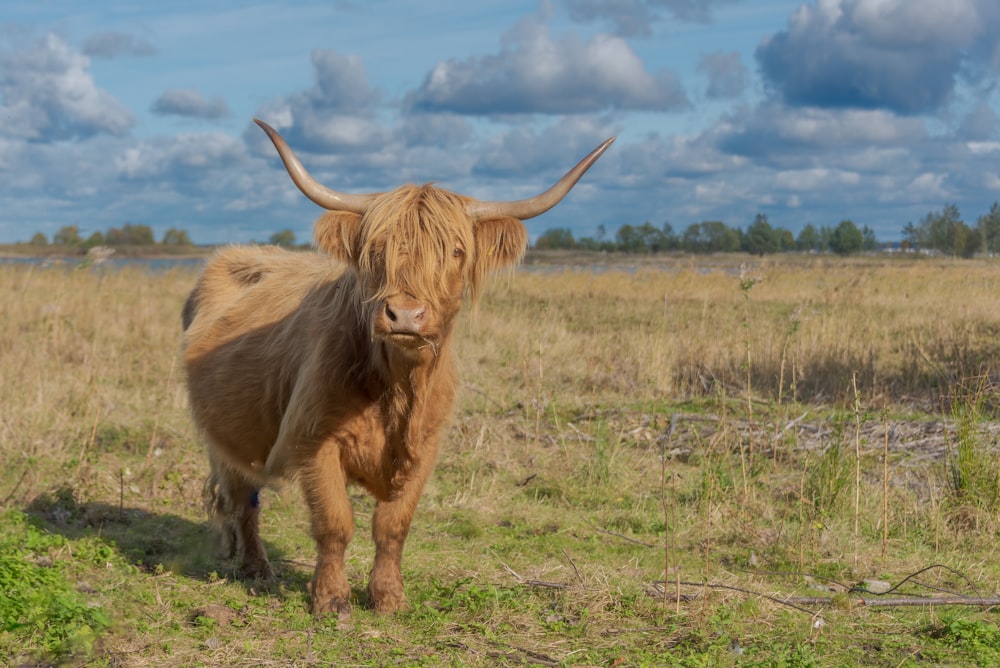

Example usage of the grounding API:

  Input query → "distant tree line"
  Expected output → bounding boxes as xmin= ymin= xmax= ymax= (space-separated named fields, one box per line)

xmin=28 ymin=223 xmax=192 ymax=249
xmin=535 ymin=201 xmax=1000 ymax=257
xmin=20 ymin=201 xmax=1000 ymax=258
xmin=902 ymin=203 xmax=1000 ymax=257
xmin=24 ymin=225 xmax=304 ymax=250
xmin=535 ymin=214 xmax=878 ymax=256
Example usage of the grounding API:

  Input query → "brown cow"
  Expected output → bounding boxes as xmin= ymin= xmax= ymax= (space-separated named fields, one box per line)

xmin=182 ymin=119 xmax=613 ymax=617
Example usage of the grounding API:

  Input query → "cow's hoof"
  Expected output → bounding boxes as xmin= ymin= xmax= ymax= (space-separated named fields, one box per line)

xmin=368 ymin=583 xmax=408 ymax=613
xmin=240 ymin=559 xmax=274 ymax=581
xmin=312 ymin=596 xmax=351 ymax=621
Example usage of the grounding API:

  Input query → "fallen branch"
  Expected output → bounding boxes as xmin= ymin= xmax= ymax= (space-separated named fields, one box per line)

xmin=587 ymin=521 xmax=658 ymax=548
xmin=787 ymin=596 xmax=1000 ymax=608
xmin=521 ymin=579 xmax=568 ymax=590
xmin=650 ymin=580 xmax=1000 ymax=612
xmin=497 ymin=555 xmax=568 ymax=590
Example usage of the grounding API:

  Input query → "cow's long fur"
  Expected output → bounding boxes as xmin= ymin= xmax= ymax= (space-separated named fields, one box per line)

xmin=183 ymin=184 xmax=527 ymax=616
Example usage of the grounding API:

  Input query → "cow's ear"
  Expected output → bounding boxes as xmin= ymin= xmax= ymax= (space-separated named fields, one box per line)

xmin=314 ymin=211 xmax=363 ymax=262
xmin=473 ymin=217 xmax=528 ymax=273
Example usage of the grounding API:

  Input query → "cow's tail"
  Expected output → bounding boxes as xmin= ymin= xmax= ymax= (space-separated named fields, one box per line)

xmin=182 ymin=287 xmax=200 ymax=331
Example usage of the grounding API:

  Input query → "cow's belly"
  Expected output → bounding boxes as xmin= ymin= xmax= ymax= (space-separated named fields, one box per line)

xmin=187 ymin=363 xmax=284 ymax=479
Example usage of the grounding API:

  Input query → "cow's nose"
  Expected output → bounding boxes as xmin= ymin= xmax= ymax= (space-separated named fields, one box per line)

xmin=385 ymin=302 xmax=426 ymax=333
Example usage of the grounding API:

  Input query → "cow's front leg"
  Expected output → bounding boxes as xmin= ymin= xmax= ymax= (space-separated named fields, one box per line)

xmin=368 ymin=451 xmax=438 ymax=613
xmin=300 ymin=440 xmax=355 ymax=619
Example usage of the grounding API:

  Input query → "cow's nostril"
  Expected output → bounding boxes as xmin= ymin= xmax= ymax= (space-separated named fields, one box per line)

xmin=384 ymin=302 xmax=425 ymax=332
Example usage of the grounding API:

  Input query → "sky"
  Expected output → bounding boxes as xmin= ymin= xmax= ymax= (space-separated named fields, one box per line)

xmin=2 ymin=0 xmax=1000 ymax=245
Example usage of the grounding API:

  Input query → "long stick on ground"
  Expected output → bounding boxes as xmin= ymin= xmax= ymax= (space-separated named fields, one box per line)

xmin=787 ymin=596 xmax=1000 ymax=608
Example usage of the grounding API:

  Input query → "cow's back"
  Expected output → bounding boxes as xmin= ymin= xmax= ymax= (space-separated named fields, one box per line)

xmin=183 ymin=245 xmax=348 ymax=476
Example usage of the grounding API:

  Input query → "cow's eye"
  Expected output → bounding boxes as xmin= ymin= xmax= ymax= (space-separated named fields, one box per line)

xmin=452 ymin=247 xmax=464 ymax=258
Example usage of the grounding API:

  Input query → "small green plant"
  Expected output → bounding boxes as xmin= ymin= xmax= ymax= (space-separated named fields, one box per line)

xmin=946 ymin=392 xmax=1000 ymax=517
xmin=0 ymin=510 xmax=111 ymax=661
xmin=925 ymin=616 xmax=1000 ymax=666
xmin=805 ymin=420 xmax=852 ymax=518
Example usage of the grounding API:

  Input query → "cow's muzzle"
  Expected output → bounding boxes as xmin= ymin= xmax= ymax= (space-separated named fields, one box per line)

xmin=384 ymin=302 xmax=425 ymax=334
xmin=378 ymin=301 xmax=435 ymax=351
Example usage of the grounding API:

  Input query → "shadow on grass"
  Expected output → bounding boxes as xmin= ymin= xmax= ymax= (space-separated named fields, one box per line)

xmin=23 ymin=485 xmax=309 ymax=599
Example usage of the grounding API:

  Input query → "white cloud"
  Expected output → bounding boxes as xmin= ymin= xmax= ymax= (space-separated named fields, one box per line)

xmin=758 ymin=0 xmax=1000 ymax=114
xmin=151 ymin=89 xmax=231 ymax=120
xmin=0 ymin=33 xmax=134 ymax=141
xmin=116 ymin=133 xmax=246 ymax=181
xmin=774 ymin=168 xmax=861 ymax=191
xmin=566 ymin=0 xmax=741 ymax=35
xmin=81 ymin=31 xmax=156 ymax=58
xmin=407 ymin=19 xmax=688 ymax=115
xmin=967 ymin=141 xmax=1000 ymax=154
xmin=906 ymin=172 xmax=949 ymax=200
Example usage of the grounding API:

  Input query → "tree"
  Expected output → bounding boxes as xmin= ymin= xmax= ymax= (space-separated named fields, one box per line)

xmin=53 ymin=225 xmax=81 ymax=247
xmin=162 ymin=228 xmax=193 ymax=246
xmin=269 ymin=229 xmax=297 ymax=248
xmin=534 ymin=227 xmax=575 ymax=250
xmin=776 ymin=227 xmax=796 ymax=251
xmin=819 ymin=225 xmax=835 ymax=252
xmin=83 ymin=231 xmax=105 ymax=249
xmin=29 ymin=232 xmax=48 ymax=246
xmin=914 ymin=203 xmax=967 ymax=255
xmin=615 ymin=224 xmax=646 ymax=253
xmin=941 ymin=203 xmax=964 ymax=255
xmin=901 ymin=220 xmax=927 ymax=250
xmin=682 ymin=221 xmax=740 ymax=253
xmin=977 ymin=202 xmax=1000 ymax=255
xmin=743 ymin=213 xmax=779 ymax=255
xmin=861 ymin=225 xmax=878 ymax=251
xmin=106 ymin=223 xmax=154 ymax=245
xmin=636 ymin=222 xmax=668 ymax=253
xmin=960 ymin=226 xmax=983 ymax=258
xmin=915 ymin=203 xmax=981 ymax=257
xmin=796 ymin=224 xmax=820 ymax=252
xmin=659 ymin=221 xmax=679 ymax=251
xmin=828 ymin=220 xmax=864 ymax=255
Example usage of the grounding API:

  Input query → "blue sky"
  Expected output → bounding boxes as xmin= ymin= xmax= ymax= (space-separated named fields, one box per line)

xmin=2 ymin=0 xmax=999 ymax=245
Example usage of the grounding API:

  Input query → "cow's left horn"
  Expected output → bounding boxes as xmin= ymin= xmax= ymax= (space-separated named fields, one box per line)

xmin=255 ymin=119 xmax=378 ymax=213
xmin=466 ymin=137 xmax=615 ymax=221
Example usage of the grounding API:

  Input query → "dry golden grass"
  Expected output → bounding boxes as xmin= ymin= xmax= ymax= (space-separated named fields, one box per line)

xmin=2 ymin=253 xmax=1000 ymax=667
xmin=0 ymin=264 xmax=197 ymax=507
xmin=460 ymin=254 xmax=1000 ymax=410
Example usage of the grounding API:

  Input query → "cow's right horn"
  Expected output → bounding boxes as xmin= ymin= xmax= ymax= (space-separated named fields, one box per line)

xmin=255 ymin=119 xmax=378 ymax=214
xmin=466 ymin=137 xmax=615 ymax=221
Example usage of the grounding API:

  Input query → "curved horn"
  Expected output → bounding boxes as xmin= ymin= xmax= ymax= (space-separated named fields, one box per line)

xmin=254 ymin=119 xmax=378 ymax=213
xmin=465 ymin=137 xmax=615 ymax=221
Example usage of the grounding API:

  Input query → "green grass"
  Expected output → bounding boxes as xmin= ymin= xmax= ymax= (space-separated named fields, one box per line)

xmin=0 ymin=510 xmax=112 ymax=662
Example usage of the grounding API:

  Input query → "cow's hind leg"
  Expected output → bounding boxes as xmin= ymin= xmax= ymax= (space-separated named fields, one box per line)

xmin=300 ymin=441 xmax=354 ymax=619
xmin=203 ymin=452 xmax=273 ymax=580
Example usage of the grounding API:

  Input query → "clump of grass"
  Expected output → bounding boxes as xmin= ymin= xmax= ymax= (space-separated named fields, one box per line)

xmin=804 ymin=424 xmax=853 ymax=519
xmin=0 ymin=510 xmax=111 ymax=661
xmin=924 ymin=615 xmax=1000 ymax=666
xmin=945 ymin=386 xmax=1000 ymax=528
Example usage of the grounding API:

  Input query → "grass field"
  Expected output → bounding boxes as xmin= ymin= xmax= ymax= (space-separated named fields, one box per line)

xmin=2 ymin=252 xmax=1000 ymax=666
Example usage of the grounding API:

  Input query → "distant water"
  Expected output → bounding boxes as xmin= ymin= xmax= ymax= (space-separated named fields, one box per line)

xmin=0 ymin=255 xmax=207 ymax=272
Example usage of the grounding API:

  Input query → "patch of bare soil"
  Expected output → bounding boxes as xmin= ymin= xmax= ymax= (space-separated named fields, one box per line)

xmin=558 ymin=408 xmax=1000 ymax=468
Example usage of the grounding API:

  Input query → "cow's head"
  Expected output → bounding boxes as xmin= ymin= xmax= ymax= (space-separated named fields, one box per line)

xmin=255 ymin=119 xmax=613 ymax=356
